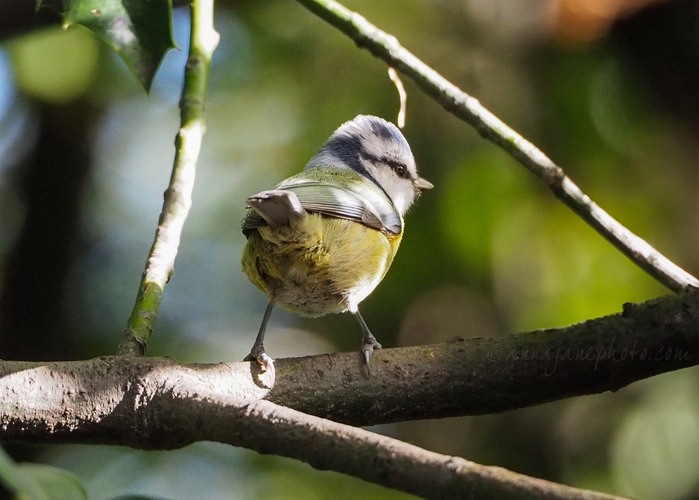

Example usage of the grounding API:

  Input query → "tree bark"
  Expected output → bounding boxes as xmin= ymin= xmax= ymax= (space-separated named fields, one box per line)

xmin=1 ymin=290 xmax=695 ymax=436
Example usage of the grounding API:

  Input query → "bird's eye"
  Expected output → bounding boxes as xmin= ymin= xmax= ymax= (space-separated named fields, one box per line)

xmin=389 ymin=161 xmax=409 ymax=179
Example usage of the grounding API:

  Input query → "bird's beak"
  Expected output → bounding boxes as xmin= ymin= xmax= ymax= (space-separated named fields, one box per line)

xmin=414 ymin=177 xmax=434 ymax=191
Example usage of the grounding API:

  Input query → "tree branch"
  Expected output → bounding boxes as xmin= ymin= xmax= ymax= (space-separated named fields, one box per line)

xmin=2 ymin=291 xmax=693 ymax=498
xmin=270 ymin=290 xmax=698 ymax=424
xmin=294 ymin=0 xmax=699 ymax=293
xmin=117 ymin=0 xmax=220 ymax=355
xmin=2 ymin=291 xmax=695 ymax=431
xmin=0 ymin=370 xmax=629 ymax=500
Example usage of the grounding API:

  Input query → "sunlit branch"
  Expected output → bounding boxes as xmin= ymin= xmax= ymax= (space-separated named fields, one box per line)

xmin=4 ymin=290 xmax=694 ymax=498
xmin=3 ymin=291 xmax=695 ymax=427
xmin=0 ymin=374 xmax=632 ymax=500
xmin=295 ymin=0 xmax=699 ymax=293
xmin=117 ymin=0 xmax=220 ymax=355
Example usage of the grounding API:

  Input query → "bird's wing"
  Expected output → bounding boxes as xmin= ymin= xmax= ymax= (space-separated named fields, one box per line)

xmin=288 ymin=181 xmax=403 ymax=234
xmin=242 ymin=189 xmax=305 ymax=233
xmin=242 ymin=182 xmax=402 ymax=236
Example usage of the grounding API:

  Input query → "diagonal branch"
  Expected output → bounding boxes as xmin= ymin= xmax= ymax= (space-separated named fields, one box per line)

xmin=0 ymin=372 xmax=627 ymax=500
xmin=295 ymin=0 xmax=699 ymax=293
xmin=117 ymin=0 xmax=220 ymax=355
xmin=194 ymin=399 xmax=628 ymax=500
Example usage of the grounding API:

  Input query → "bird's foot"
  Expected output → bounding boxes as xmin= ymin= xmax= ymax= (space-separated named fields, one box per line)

xmin=244 ymin=347 xmax=276 ymax=388
xmin=361 ymin=336 xmax=382 ymax=376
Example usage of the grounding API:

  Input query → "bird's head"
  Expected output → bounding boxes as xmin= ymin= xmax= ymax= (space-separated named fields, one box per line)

xmin=305 ymin=115 xmax=433 ymax=215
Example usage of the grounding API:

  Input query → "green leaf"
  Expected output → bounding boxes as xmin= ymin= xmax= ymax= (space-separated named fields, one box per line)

xmin=0 ymin=447 xmax=87 ymax=500
xmin=37 ymin=0 xmax=176 ymax=92
xmin=0 ymin=447 xmax=48 ymax=500
xmin=18 ymin=464 xmax=88 ymax=500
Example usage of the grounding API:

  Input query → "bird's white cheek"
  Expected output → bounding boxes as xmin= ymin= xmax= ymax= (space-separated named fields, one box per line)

xmin=390 ymin=190 xmax=415 ymax=215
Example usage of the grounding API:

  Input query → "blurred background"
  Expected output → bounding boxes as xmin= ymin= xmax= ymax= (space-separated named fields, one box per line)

xmin=0 ymin=0 xmax=698 ymax=498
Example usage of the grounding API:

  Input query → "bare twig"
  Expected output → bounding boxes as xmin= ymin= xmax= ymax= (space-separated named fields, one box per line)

xmin=117 ymin=0 xmax=220 ymax=355
xmin=388 ymin=67 xmax=406 ymax=127
xmin=295 ymin=0 xmax=699 ymax=293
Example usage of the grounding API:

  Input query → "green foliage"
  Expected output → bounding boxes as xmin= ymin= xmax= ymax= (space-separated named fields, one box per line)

xmin=6 ymin=26 xmax=99 ymax=102
xmin=440 ymin=147 xmax=534 ymax=284
xmin=0 ymin=448 xmax=87 ymax=500
xmin=37 ymin=0 xmax=176 ymax=91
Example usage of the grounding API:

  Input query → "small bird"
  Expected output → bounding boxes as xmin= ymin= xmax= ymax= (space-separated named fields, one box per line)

xmin=241 ymin=115 xmax=432 ymax=383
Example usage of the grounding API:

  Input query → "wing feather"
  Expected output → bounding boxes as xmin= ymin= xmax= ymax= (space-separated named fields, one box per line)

xmin=242 ymin=180 xmax=401 ymax=236
xmin=287 ymin=182 xmax=401 ymax=235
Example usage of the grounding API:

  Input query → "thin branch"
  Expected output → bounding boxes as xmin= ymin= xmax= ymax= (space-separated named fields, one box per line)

xmin=2 ymin=291 xmax=695 ymax=428
xmin=117 ymin=0 xmax=220 ymax=355
xmin=295 ymin=0 xmax=699 ymax=293
xmin=0 ymin=369 xmax=626 ymax=500
xmin=388 ymin=67 xmax=407 ymax=128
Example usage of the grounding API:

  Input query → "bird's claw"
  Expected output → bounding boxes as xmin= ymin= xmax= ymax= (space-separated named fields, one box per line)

xmin=362 ymin=338 xmax=382 ymax=375
xmin=244 ymin=348 xmax=276 ymax=387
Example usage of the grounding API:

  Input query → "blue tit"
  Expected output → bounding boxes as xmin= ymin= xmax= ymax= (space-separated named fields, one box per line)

xmin=241 ymin=115 xmax=432 ymax=382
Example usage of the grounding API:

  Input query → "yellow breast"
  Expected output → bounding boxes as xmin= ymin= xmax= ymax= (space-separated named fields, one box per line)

xmin=241 ymin=213 xmax=402 ymax=317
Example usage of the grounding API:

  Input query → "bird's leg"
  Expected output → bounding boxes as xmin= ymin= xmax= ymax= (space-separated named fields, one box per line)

xmin=244 ymin=300 xmax=276 ymax=383
xmin=354 ymin=309 xmax=382 ymax=371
